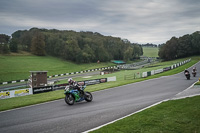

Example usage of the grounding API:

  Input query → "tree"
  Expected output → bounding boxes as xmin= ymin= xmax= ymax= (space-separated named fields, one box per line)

xmin=0 ymin=34 xmax=10 ymax=54
xmin=82 ymin=44 xmax=95 ymax=62
xmin=177 ymin=35 xmax=192 ymax=58
xmin=65 ymin=38 xmax=81 ymax=62
xmin=31 ymin=32 xmax=46 ymax=56
xmin=21 ymin=31 xmax=32 ymax=51
xmin=9 ymin=38 xmax=18 ymax=52
xmin=159 ymin=31 xmax=200 ymax=60
xmin=191 ymin=31 xmax=200 ymax=55
xmin=124 ymin=47 xmax=133 ymax=61
xmin=2 ymin=44 xmax=10 ymax=54
xmin=165 ymin=37 xmax=178 ymax=60
xmin=0 ymin=34 xmax=10 ymax=44
xmin=132 ymin=44 xmax=143 ymax=59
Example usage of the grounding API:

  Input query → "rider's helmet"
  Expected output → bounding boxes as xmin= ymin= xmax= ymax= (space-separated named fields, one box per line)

xmin=184 ymin=69 xmax=188 ymax=73
xmin=68 ymin=78 xmax=73 ymax=84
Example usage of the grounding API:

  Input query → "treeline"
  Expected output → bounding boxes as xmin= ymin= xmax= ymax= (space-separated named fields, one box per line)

xmin=141 ymin=43 xmax=158 ymax=47
xmin=0 ymin=28 xmax=143 ymax=63
xmin=158 ymin=31 xmax=200 ymax=60
xmin=0 ymin=34 xmax=10 ymax=54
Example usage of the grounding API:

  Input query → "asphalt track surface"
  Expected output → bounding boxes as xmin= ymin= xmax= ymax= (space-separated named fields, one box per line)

xmin=0 ymin=62 xmax=199 ymax=133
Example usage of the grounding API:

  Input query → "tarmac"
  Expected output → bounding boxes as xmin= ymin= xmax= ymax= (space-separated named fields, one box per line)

xmin=171 ymin=84 xmax=200 ymax=100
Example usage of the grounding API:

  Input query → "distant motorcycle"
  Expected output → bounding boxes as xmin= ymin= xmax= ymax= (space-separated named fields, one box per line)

xmin=64 ymin=85 xmax=93 ymax=105
xmin=184 ymin=71 xmax=190 ymax=80
xmin=192 ymin=70 xmax=196 ymax=77
xmin=192 ymin=67 xmax=197 ymax=77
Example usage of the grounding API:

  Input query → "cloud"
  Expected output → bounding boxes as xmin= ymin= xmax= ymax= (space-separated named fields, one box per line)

xmin=0 ymin=0 xmax=200 ymax=44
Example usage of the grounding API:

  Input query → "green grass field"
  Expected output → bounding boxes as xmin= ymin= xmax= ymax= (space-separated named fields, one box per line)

xmin=0 ymin=47 xmax=158 ymax=83
xmin=0 ymin=55 xmax=114 ymax=82
xmin=142 ymin=47 xmax=159 ymax=57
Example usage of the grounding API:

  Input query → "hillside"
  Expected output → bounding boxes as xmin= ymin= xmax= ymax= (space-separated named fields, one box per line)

xmin=0 ymin=54 xmax=114 ymax=83
xmin=142 ymin=47 xmax=158 ymax=57
xmin=0 ymin=45 xmax=157 ymax=83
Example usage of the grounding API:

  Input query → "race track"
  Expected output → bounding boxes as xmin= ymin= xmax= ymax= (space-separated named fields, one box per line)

xmin=0 ymin=62 xmax=199 ymax=133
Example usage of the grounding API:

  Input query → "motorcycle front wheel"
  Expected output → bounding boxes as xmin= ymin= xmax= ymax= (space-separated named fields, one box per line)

xmin=65 ymin=94 xmax=75 ymax=105
xmin=84 ymin=92 xmax=93 ymax=102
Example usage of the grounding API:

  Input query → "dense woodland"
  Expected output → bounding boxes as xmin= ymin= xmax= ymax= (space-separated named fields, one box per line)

xmin=0 ymin=28 xmax=143 ymax=63
xmin=158 ymin=31 xmax=200 ymax=61
xmin=141 ymin=43 xmax=158 ymax=47
xmin=1 ymin=28 xmax=199 ymax=62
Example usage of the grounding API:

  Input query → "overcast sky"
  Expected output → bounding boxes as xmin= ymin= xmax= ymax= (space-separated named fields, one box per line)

xmin=1 ymin=0 xmax=200 ymax=44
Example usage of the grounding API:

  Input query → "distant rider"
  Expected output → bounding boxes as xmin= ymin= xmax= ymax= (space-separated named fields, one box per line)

xmin=68 ymin=78 xmax=84 ymax=96
xmin=192 ymin=67 xmax=197 ymax=72
xmin=184 ymin=69 xmax=189 ymax=74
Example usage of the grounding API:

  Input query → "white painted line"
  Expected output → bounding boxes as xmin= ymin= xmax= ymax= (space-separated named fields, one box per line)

xmin=83 ymin=78 xmax=200 ymax=133
xmin=171 ymin=94 xmax=200 ymax=100
xmin=175 ymin=81 xmax=197 ymax=96
xmin=83 ymin=76 xmax=92 ymax=78
xmin=83 ymin=100 xmax=168 ymax=133
xmin=0 ymin=99 xmax=63 ymax=114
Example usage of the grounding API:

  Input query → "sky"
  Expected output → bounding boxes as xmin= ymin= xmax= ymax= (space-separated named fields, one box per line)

xmin=0 ymin=0 xmax=200 ymax=44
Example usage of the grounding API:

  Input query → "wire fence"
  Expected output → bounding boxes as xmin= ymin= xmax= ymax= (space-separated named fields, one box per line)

xmin=124 ymin=72 xmax=142 ymax=80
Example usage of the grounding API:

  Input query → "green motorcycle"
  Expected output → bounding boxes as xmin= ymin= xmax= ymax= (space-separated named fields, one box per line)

xmin=64 ymin=85 xmax=93 ymax=105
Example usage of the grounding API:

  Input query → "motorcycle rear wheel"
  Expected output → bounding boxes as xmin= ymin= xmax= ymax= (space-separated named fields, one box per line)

xmin=187 ymin=76 xmax=190 ymax=80
xmin=84 ymin=92 xmax=93 ymax=102
xmin=65 ymin=94 xmax=75 ymax=105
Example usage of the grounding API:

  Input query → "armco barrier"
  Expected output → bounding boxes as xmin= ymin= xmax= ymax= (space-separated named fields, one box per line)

xmin=163 ymin=66 xmax=171 ymax=71
xmin=0 ymin=76 xmax=116 ymax=99
xmin=124 ymin=72 xmax=141 ymax=80
xmin=155 ymin=69 xmax=163 ymax=74
xmin=151 ymin=70 xmax=155 ymax=75
xmin=0 ymin=88 xmax=32 ymax=99
xmin=32 ymin=86 xmax=53 ymax=94
xmin=142 ymin=59 xmax=191 ymax=78
xmin=0 ymin=66 xmax=117 ymax=85
xmin=147 ymin=71 xmax=151 ymax=76
xmin=142 ymin=72 xmax=147 ymax=78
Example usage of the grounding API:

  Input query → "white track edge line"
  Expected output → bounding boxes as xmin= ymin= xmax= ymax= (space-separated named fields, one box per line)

xmin=83 ymin=79 xmax=200 ymax=133
xmin=82 ymin=100 xmax=167 ymax=133
xmin=0 ymin=98 xmax=63 ymax=113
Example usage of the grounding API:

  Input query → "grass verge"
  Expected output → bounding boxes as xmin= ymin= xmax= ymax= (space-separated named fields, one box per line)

xmin=195 ymin=81 xmax=200 ymax=85
xmin=91 ymin=96 xmax=200 ymax=133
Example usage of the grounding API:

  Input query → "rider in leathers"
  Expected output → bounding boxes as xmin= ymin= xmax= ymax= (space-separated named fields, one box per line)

xmin=68 ymin=78 xmax=84 ymax=96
